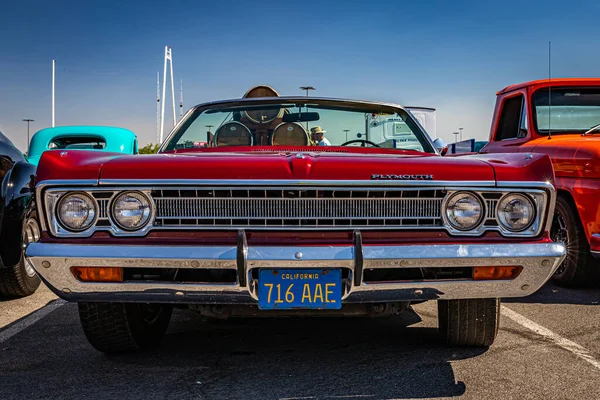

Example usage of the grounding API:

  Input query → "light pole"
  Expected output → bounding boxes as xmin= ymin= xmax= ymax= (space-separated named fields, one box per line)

xmin=343 ymin=129 xmax=350 ymax=142
xmin=299 ymin=86 xmax=316 ymax=131
xmin=453 ymin=131 xmax=459 ymax=143
xmin=205 ymin=125 xmax=214 ymax=146
xmin=299 ymin=85 xmax=315 ymax=97
xmin=23 ymin=119 xmax=34 ymax=150
xmin=459 ymin=127 xmax=464 ymax=141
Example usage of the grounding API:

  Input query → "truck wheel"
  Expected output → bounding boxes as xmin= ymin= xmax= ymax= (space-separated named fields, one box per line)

xmin=78 ymin=302 xmax=173 ymax=354
xmin=551 ymin=196 xmax=598 ymax=287
xmin=0 ymin=218 xmax=41 ymax=298
xmin=438 ymin=298 xmax=500 ymax=347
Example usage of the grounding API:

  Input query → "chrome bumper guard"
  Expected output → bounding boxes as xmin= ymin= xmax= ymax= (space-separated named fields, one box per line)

xmin=26 ymin=238 xmax=566 ymax=304
xmin=590 ymin=234 xmax=600 ymax=259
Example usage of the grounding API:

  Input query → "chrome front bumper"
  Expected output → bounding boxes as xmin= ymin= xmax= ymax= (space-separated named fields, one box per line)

xmin=25 ymin=241 xmax=566 ymax=304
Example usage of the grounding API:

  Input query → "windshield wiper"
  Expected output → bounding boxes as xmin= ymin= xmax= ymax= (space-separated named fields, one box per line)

xmin=583 ymin=123 xmax=600 ymax=136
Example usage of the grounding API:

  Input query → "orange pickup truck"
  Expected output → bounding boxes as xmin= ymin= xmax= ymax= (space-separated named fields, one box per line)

xmin=481 ymin=78 xmax=600 ymax=286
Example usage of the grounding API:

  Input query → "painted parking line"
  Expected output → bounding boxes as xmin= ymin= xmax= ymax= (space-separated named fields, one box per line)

xmin=501 ymin=305 xmax=600 ymax=370
xmin=0 ymin=299 xmax=66 ymax=344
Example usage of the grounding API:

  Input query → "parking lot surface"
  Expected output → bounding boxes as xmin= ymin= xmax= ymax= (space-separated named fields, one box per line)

xmin=1 ymin=283 xmax=599 ymax=400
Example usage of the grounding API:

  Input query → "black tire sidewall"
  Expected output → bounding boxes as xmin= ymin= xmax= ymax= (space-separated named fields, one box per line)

xmin=552 ymin=196 xmax=585 ymax=284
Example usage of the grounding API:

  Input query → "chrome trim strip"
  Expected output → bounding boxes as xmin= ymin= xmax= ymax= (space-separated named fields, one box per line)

xmin=96 ymin=179 xmax=498 ymax=187
xmin=27 ymin=242 xmax=566 ymax=302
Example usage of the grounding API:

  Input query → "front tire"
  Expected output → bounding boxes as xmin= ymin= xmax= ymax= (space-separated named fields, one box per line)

xmin=0 ymin=217 xmax=41 ymax=298
xmin=551 ymin=196 xmax=598 ymax=287
xmin=438 ymin=298 xmax=500 ymax=347
xmin=78 ymin=302 xmax=173 ymax=354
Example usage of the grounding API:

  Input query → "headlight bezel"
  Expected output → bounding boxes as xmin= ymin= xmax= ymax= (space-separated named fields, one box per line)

xmin=109 ymin=191 xmax=153 ymax=231
xmin=55 ymin=191 xmax=98 ymax=232
xmin=443 ymin=191 xmax=486 ymax=232
xmin=496 ymin=193 xmax=536 ymax=232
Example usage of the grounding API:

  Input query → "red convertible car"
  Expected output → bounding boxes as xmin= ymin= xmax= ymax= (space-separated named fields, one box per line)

xmin=25 ymin=87 xmax=565 ymax=353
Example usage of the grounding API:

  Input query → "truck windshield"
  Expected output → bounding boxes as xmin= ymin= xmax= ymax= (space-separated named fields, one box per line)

xmin=533 ymin=87 xmax=600 ymax=134
xmin=163 ymin=101 xmax=434 ymax=153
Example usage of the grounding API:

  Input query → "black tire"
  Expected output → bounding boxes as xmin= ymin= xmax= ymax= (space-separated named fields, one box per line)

xmin=551 ymin=196 xmax=599 ymax=287
xmin=78 ymin=302 xmax=173 ymax=354
xmin=0 ymin=257 xmax=41 ymax=298
xmin=438 ymin=298 xmax=500 ymax=347
xmin=0 ymin=216 xmax=41 ymax=298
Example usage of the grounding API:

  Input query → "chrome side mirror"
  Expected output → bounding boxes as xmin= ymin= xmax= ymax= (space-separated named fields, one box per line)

xmin=433 ymin=138 xmax=448 ymax=156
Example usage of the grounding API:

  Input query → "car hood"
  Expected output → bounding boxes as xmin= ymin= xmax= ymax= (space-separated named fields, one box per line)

xmin=524 ymin=134 xmax=600 ymax=178
xmin=97 ymin=151 xmax=497 ymax=182
xmin=35 ymin=149 xmax=554 ymax=185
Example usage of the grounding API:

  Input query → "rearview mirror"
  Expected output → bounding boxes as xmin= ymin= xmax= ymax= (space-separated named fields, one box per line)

xmin=433 ymin=138 xmax=448 ymax=156
xmin=282 ymin=112 xmax=320 ymax=123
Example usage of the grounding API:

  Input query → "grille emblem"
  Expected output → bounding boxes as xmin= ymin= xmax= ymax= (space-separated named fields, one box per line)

xmin=371 ymin=174 xmax=433 ymax=180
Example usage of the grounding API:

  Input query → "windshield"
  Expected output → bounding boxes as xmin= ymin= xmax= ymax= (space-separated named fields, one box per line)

xmin=532 ymin=87 xmax=600 ymax=134
xmin=48 ymin=136 xmax=107 ymax=150
xmin=163 ymin=100 xmax=434 ymax=153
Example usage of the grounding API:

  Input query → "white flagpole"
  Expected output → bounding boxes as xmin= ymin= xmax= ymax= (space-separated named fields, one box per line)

xmin=160 ymin=46 xmax=168 ymax=143
xmin=156 ymin=71 xmax=161 ymax=144
xmin=169 ymin=48 xmax=176 ymax=128
xmin=52 ymin=60 xmax=55 ymax=127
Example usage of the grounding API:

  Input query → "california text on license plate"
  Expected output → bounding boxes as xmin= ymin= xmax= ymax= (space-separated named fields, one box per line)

xmin=258 ymin=269 xmax=342 ymax=310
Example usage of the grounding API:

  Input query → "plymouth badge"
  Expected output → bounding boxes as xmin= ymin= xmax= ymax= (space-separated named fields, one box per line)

xmin=371 ymin=174 xmax=433 ymax=180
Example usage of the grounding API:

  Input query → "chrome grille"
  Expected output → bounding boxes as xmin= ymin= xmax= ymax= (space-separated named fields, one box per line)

xmin=97 ymin=199 xmax=109 ymax=219
xmin=152 ymin=188 xmax=446 ymax=229
xmin=486 ymin=199 xmax=498 ymax=219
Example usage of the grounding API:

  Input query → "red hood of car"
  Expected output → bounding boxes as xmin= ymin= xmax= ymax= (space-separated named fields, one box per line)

xmin=35 ymin=148 xmax=554 ymax=184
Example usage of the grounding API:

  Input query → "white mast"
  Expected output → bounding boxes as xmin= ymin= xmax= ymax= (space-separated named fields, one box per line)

xmin=179 ymin=79 xmax=183 ymax=119
xmin=156 ymin=71 xmax=161 ymax=144
xmin=159 ymin=46 xmax=176 ymax=143
xmin=170 ymin=50 xmax=176 ymax=128
xmin=51 ymin=60 xmax=56 ymax=127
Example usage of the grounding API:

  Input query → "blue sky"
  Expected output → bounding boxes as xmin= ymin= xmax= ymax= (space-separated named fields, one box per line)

xmin=2 ymin=0 xmax=600 ymax=151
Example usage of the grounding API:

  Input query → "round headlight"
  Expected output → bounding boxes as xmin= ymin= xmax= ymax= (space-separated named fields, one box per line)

xmin=497 ymin=193 xmax=535 ymax=232
xmin=111 ymin=191 xmax=152 ymax=231
xmin=57 ymin=193 xmax=97 ymax=232
xmin=445 ymin=192 xmax=484 ymax=231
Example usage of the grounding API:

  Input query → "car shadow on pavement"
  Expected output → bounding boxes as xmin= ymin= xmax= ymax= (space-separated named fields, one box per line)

xmin=0 ymin=304 xmax=488 ymax=400
xmin=503 ymin=281 xmax=600 ymax=306
xmin=120 ymin=307 xmax=484 ymax=399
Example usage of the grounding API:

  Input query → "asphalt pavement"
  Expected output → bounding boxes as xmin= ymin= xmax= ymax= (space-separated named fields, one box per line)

xmin=1 ymin=283 xmax=599 ymax=400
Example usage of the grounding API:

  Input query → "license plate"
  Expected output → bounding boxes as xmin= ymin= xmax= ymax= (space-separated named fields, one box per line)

xmin=258 ymin=269 xmax=342 ymax=310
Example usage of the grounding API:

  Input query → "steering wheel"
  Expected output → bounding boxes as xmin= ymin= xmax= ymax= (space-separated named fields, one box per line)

xmin=340 ymin=139 xmax=380 ymax=147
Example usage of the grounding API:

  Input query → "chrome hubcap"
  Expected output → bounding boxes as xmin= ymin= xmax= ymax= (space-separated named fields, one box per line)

xmin=23 ymin=218 xmax=41 ymax=278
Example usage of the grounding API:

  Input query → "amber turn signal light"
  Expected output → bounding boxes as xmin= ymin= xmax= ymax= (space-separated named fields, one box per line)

xmin=473 ymin=266 xmax=522 ymax=280
xmin=71 ymin=267 xmax=123 ymax=282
